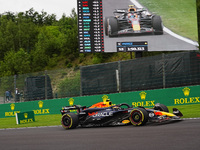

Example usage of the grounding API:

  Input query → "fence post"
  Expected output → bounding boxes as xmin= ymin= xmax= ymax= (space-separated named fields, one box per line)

xmin=162 ymin=53 xmax=166 ymax=89
xmin=118 ymin=61 xmax=121 ymax=93
xmin=45 ymin=70 xmax=47 ymax=100
xmin=14 ymin=75 xmax=17 ymax=102
xmin=80 ymin=67 xmax=83 ymax=96
xmin=116 ymin=69 xmax=120 ymax=92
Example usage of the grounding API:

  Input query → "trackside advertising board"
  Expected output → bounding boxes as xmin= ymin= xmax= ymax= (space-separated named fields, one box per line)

xmin=16 ymin=111 xmax=35 ymax=124
xmin=0 ymin=85 xmax=200 ymax=118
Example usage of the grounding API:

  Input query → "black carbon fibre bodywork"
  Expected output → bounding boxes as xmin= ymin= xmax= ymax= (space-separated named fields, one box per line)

xmin=104 ymin=6 xmax=163 ymax=37
xmin=60 ymin=103 xmax=183 ymax=128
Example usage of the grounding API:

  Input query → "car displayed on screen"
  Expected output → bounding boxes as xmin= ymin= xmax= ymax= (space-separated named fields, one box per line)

xmin=104 ymin=5 xmax=163 ymax=37
xmin=60 ymin=99 xmax=183 ymax=129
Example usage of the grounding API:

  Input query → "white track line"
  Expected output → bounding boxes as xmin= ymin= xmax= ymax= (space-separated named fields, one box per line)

xmin=182 ymin=118 xmax=200 ymax=120
xmin=130 ymin=0 xmax=199 ymax=47
xmin=0 ymin=125 xmax=61 ymax=131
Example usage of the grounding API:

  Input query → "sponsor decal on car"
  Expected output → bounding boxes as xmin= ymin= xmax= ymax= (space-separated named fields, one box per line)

xmin=122 ymin=120 xmax=130 ymax=124
xmin=88 ymin=111 xmax=113 ymax=117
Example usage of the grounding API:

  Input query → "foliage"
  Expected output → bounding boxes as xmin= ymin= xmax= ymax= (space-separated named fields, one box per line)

xmin=0 ymin=48 xmax=31 ymax=76
xmin=92 ymin=53 xmax=115 ymax=64
xmin=0 ymin=8 xmax=78 ymax=76
xmin=57 ymin=71 xmax=80 ymax=97
xmin=0 ymin=76 xmax=14 ymax=94
xmin=0 ymin=2 xmax=200 ymax=77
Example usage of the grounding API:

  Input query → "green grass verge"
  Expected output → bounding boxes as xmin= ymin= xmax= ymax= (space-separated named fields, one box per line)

xmin=0 ymin=104 xmax=199 ymax=129
xmin=0 ymin=114 xmax=61 ymax=129
xmin=168 ymin=104 xmax=200 ymax=118
xmin=139 ymin=0 xmax=198 ymax=41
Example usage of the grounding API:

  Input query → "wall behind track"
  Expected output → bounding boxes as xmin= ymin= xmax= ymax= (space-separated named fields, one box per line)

xmin=0 ymin=85 xmax=200 ymax=118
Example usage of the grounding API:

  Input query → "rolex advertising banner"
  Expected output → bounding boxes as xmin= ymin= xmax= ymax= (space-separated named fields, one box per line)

xmin=16 ymin=111 xmax=35 ymax=124
xmin=0 ymin=85 xmax=200 ymax=118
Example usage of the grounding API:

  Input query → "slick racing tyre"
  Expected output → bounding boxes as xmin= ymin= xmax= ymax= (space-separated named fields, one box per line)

xmin=104 ymin=16 xmax=112 ymax=36
xmin=129 ymin=108 xmax=149 ymax=126
xmin=152 ymin=15 xmax=163 ymax=35
xmin=61 ymin=113 xmax=79 ymax=129
xmin=108 ymin=17 xmax=119 ymax=37
xmin=154 ymin=103 xmax=169 ymax=112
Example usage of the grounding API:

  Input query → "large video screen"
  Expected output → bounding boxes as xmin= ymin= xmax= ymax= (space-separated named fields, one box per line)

xmin=78 ymin=0 xmax=199 ymax=52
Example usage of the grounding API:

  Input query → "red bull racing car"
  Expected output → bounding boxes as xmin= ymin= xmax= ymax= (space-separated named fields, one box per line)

xmin=104 ymin=5 xmax=163 ymax=37
xmin=60 ymin=100 xmax=183 ymax=129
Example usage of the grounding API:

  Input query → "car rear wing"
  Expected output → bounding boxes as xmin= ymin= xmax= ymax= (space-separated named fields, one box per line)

xmin=60 ymin=105 xmax=86 ymax=115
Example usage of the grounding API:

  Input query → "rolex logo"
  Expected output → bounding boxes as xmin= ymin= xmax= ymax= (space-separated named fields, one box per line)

xmin=68 ymin=98 xmax=74 ymax=106
xmin=102 ymin=95 xmax=109 ymax=102
xmin=10 ymin=104 xmax=15 ymax=111
xmin=182 ymin=87 xmax=190 ymax=96
xmin=24 ymin=113 xmax=28 ymax=118
xmin=139 ymin=91 xmax=147 ymax=100
xmin=38 ymin=101 xmax=43 ymax=108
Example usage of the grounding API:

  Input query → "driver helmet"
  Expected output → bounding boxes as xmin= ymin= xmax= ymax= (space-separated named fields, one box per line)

xmin=105 ymin=99 xmax=112 ymax=106
xmin=128 ymin=5 xmax=136 ymax=12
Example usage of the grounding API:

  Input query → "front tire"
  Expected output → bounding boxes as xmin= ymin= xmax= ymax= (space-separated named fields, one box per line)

xmin=152 ymin=15 xmax=163 ymax=35
xmin=129 ymin=108 xmax=149 ymax=126
xmin=108 ymin=17 xmax=119 ymax=37
xmin=104 ymin=16 xmax=111 ymax=36
xmin=61 ymin=113 xmax=79 ymax=129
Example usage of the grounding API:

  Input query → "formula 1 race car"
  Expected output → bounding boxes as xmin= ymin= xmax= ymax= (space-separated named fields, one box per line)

xmin=104 ymin=5 xmax=163 ymax=37
xmin=60 ymin=100 xmax=183 ymax=129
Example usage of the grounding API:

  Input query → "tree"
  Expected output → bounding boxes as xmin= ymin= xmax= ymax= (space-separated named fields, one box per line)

xmin=0 ymin=48 xmax=31 ymax=77
xmin=35 ymin=26 xmax=63 ymax=57
xmin=16 ymin=12 xmax=39 ymax=52
xmin=30 ymin=45 xmax=49 ymax=72
xmin=57 ymin=72 xmax=80 ymax=97
xmin=57 ymin=9 xmax=78 ymax=59
xmin=0 ymin=17 xmax=18 ymax=59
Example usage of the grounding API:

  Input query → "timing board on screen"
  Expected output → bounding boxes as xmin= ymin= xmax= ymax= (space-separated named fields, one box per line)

xmin=78 ymin=0 xmax=199 ymax=53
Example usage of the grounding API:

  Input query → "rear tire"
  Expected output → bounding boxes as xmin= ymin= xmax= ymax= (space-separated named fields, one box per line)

xmin=152 ymin=15 xmax=163 ymax=35
xmin=61 ymin=113 xmax=79 ymax=129
xmin=129 ymin=108 xmax=149 ymax=126
xmin=108 ymin=17 xmax=119 ymax=37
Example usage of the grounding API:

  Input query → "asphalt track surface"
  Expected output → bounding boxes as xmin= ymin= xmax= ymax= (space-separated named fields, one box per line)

xmin=103 ymin=0 xmax=198 ymax=52
xmin=0 ymin=119 xmax=200 ymax=150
